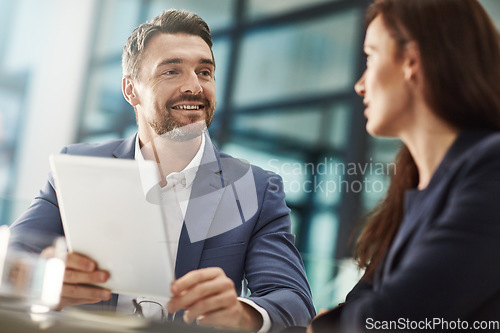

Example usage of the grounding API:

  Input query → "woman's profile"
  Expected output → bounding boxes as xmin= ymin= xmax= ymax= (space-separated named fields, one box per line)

xmin=309 ymin=0 xmax=500 ymax=331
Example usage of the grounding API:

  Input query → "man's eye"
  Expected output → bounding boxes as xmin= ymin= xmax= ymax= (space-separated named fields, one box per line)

xmin=199 ymin=70 xmax=212 ymax=77
xmin=163 ymin=70 xmax=177 ymax=75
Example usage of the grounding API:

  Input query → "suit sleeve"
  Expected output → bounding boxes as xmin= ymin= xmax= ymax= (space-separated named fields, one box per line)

xmin=243 ymin=171 xmax=316 ymax=331
xmin=338 ymin=144 xmax=500 ymax=332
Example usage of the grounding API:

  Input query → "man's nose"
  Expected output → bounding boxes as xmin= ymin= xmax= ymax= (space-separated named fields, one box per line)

xmin=354 ymin=71 xmax=366 ymax=97
xmin=180 ymin=72 xmax=203 ymax=95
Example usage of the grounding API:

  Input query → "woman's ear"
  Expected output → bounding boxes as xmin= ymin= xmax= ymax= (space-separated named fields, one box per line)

xmin=403 ymin=41 xmax=421 ymax=82
xmin=122 ymin=76 xmax=140 ymax=106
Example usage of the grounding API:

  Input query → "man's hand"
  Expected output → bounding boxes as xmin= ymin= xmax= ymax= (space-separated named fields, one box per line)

xmin=42 ymin=248 xmax=112 ymax=310
xmin=167 ymin=267 xmax=263 ymax=331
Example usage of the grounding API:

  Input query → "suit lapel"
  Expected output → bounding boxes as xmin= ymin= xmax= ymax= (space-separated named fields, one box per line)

xmin=382 ymin=197 xmax=427 ymax=277
xmin=381 ymin=131 xmax=484 ymax=277
xmin=175 ymin=132 xmax=224 ymax=278
xmin=112 ymin=133 xmax=136 ymax=159
xmin=381 ymin=133 xmax=469 ymax=277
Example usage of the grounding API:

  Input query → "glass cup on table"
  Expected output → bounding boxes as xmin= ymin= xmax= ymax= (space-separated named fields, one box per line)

xmin=0 ymin=225 xmax=66 ymax=313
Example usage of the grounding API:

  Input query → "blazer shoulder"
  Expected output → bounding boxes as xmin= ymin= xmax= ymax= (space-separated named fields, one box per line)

xmin=456 ymin=131 xmax=500 ymax=171
xmin=472 ymin=131 xmax=500 ymax=156
xmin=61 ymin=134 xmax=136 ymax=158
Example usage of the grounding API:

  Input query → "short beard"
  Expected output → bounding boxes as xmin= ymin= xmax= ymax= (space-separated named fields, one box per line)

xmin=161 ymin=120 xmax=208 ymax=142
xmin=149 ymin=96 xmax=214 ymax=142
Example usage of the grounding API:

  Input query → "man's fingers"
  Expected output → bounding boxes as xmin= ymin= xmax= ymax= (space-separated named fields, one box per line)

xmin=169 ymin=276 xmax=231 ymax=310
xmin=42 ymin=250 xmax=111 ymax=311
xmin=171 ymin=267 xmax=224 ymax=295
xmin=58 ymin=269 xmax=111 ymax=310
xmin=42 ymin=248 xmax=97 ymax=272
xmin=168 ymin=267 xmax=261 ymax=331
xmin=168 ymin=273 xmax=234 ymax=314
xmin=64 ymin=269 xmax=109 ymax=284
xmin=65 ymin=252 xmax=97 ymax=272
xmin=57 ymin=296 xmax=107 ymax=310
xmin=181 ymin=289 xmax=235 ymax=323
xmin=195 ymin=309 xmax=231 ymax=328
xmin=193 ymin=303 xmax=244 ymax=329
xmin=59 ymin=297 xmax=103 ymax=307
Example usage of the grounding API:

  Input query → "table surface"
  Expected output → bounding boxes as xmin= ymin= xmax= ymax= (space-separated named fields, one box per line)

xmin=0 ymin=306 xmax=238 ymax=333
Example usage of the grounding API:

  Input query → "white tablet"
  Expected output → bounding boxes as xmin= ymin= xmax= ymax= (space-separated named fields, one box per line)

xmin=49 ymin=154 xmax=173 ymax=299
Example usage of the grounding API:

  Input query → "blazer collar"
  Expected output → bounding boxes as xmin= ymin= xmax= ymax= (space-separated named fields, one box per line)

xmin=112 ymin=132 xmax=137 ymax=159
xmin=425 ymin=129 xmax=495 ymax=192
xmin=381 ymin=129 xmax=496 ymax=278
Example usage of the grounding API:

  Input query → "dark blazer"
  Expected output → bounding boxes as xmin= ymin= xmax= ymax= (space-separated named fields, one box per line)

xmin=312 ymin=130 xmax=500 ymax=332
xmin=10 ymin=132 xmax=315 ymax=331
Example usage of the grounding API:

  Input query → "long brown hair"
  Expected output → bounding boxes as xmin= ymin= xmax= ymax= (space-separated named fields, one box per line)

xmin=355 ymin=0 xmax=500 ymax=280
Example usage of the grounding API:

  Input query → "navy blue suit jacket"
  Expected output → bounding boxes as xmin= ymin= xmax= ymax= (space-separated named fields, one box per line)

xmin=10 ymin=132 xmax=315 ymax=331
xmin=312 ymin=130 xmax=500 ymax=332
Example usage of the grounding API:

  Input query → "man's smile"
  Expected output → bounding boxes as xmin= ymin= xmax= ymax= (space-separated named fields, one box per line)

xmin=172 ymin=104 xmax=205 ymax=110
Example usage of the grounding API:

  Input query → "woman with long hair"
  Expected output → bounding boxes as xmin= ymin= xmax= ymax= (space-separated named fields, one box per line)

xmin=309 ymin=0 xmax=500 ymax=331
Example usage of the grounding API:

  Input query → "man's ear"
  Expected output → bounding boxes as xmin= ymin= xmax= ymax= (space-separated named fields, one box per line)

xmin=122 ymin=76 xmax=140 ymax=106
xmin=403 ymin=41 xmax=421 ymax=82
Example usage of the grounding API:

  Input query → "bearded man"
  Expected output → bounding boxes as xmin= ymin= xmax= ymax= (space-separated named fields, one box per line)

xmin=10 ymin=9 xmax=314 ymax=333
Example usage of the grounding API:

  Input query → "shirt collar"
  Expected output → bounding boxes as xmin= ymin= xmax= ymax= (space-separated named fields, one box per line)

xmin=134 ymin=133 xmax=205 ymax=190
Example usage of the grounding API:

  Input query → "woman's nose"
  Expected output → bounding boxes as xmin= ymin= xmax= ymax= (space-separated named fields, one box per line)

xmin=354 ymin=72 xmax=366 ymax=97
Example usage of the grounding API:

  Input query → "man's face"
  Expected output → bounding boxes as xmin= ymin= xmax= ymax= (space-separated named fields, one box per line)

xmin=132 ymin=33 xmax=216 ymax=141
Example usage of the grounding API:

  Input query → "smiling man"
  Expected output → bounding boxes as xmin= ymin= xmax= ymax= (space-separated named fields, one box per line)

xmin=10 ymin=9 xmax=314 ymax=332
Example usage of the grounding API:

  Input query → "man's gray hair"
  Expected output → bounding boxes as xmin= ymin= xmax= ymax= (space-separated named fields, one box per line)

xmin=122 ymin=9 xmax=213 ymax=79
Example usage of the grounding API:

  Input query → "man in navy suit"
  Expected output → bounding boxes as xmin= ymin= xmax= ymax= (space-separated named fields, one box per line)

xmin=10 ymin=9 xmax=314 ymax=332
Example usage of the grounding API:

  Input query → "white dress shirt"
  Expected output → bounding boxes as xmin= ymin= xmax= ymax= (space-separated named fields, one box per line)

xmin=116 ymin=133 xmax=270 ymax=332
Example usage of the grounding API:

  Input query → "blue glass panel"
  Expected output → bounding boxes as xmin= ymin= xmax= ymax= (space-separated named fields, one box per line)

xmin=289 ymin=209 xmax=300 ymax=237
xmin=479 ymin=0 xmax=500 ymax=29
xmin=246 ymin=0 xmax=340 ymax=21
xmin=82 ymin=64 xmax=128 ymax=134
xmin=314 ymin=157 xmax=343 ymax=206
xmin=303 ymin=212 xmax=337 ymax=305
xmin=94 ymin=0 xmax=142 ymax=59
xmin=0 ymin=90 xmax=22 ymax=148
xmin=327 ymin=103 xmax=350 ymax=148
xmin=148 ymin=0 xmax=234 ymax=31
xmin=222 ymin=142 xmax=308 ymax=204
xmin=234 ymin=8 xmax=361 ymax=107
xmin=0 ymin=89 xmax=24 ymax=225
xmin=212 ymin=37 xmax=230 ymax=109
xmin=233 ymin=108 xmax=323 ymax=145
xmin=2 ymin=0 xmax=51 ymax=73
xmin=312 ymin=258 xmax=362 ymax=310
xmin=361 ymin=137 xmax=400 ymax=212
xmin=233 ymin=102 xmax=351 ymax=149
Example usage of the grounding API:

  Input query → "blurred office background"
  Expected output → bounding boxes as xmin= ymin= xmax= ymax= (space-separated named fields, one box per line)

xmin=0 ymin=0 xmax=499 ymax=311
